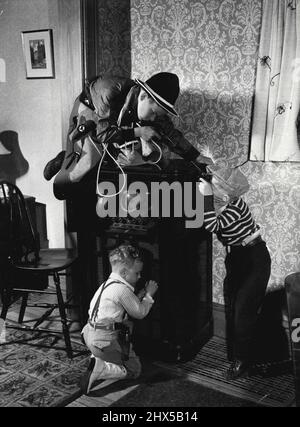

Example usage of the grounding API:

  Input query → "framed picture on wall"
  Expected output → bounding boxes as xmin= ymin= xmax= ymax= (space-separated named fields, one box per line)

xmin=21 ymin=29 xmax=55 ymax=79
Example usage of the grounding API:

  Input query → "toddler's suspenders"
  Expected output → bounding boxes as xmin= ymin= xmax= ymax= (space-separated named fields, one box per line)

xmin=89 ymin=279 xmax=131 ymax=361
xmin=90 ymin=280 xmax=124 ymax=324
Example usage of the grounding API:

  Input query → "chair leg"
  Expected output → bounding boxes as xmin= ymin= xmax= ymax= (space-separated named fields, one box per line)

xmin=18 ymin=293 xmax=29 ymax=323
xmin=53 ymin=272 xmax=73 ymax=358
xmin=0 ymin=288 xmax=12 ymax=320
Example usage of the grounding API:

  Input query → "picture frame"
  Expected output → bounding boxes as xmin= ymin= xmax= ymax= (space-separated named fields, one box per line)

xmin=21 ymin=29 xmax=55 ymax=79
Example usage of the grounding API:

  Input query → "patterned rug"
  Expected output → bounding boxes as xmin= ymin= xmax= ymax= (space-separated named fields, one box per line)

xmin=155 ymin=336 xmax=295 ymax=407
xmin=0 ymin=328 xmax=90 ymax=407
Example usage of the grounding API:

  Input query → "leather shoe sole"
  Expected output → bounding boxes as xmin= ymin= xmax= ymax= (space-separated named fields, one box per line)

xmin=226 ymin=361 xmax=250 ymax=380
xmin=80 ymin=357 xmax=96 ymax=395
xmin=43 ymin=150 xmax=65 ymax=181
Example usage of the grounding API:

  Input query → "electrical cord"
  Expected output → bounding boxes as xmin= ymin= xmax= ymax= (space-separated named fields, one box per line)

xmin=89 ymin=137 xmax=127 ymax=198
xmin=90 ymin=125 xmax=164 ymax=198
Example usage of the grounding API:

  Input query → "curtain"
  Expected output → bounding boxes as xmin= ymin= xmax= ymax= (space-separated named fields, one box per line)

xmin=250 ymin=0 xmax=300 ymax=161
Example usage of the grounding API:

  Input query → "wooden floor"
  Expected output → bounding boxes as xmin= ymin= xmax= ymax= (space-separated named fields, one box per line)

xmin=67 ymin=384 xmax=140 ymax=407
xmin=0 ymin=278 xmax=142 ymax=407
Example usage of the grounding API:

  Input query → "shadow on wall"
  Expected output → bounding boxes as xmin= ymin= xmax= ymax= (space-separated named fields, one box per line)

xmin=0 ymin=131 xmax=29 ymax=183
xmin=251 ymin=288 xmax=291 ymax=363
xmin=175 ymin=89 xmax=251 ymax=167
xmin=223 ymin=289 xmax=290 ymax=365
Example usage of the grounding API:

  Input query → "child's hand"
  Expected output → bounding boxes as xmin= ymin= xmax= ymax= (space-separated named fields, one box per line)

xmin=198 ymin=178 xmax=213 ymax=196
xmin=137 ymin=288 xmax=147 ymax=300
xmin=145 ymin=280 xmax=158 ymax=297
xmin=135 ymin=126 xmax=161 ymax=143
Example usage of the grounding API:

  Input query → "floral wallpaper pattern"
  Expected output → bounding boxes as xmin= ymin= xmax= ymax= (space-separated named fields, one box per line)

xmin=96 ymin=0 xmax=131 ymax=77
xmin=97 ymin=0 xmax=300 ymax=303
xmin=131 ymin=0 xmax=261 ymax=167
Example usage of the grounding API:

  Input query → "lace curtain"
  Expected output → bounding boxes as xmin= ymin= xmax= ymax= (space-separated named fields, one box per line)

xmin=250 ymin=0 xmax=300 ymax=161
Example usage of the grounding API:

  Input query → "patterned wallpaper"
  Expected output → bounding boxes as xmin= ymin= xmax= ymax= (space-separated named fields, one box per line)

xmin=96 ymin=0 xmax=131 ymax=77
xmin=97 ymin=0 xmax=300 ymax=304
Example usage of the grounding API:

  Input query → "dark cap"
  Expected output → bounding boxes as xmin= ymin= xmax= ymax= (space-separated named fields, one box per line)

xmin=135 ymin=72 xmax=180 ymax=116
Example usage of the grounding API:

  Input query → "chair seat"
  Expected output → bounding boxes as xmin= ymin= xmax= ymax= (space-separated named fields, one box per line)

xmin=0 ymin=181 xmax=79 ymax=358
xmin=13 ymin=249 xmax=78 ymax=273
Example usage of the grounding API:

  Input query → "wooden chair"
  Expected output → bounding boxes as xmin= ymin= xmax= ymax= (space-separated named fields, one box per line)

xmin=285 ymin=272 xmax=300 ymax=407
xmin=0 ymin=180 xmax=78 ymax=358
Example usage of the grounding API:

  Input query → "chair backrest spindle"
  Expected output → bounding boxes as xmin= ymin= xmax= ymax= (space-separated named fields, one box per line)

xmin=0 ymin=180 xmax=40 ymax=266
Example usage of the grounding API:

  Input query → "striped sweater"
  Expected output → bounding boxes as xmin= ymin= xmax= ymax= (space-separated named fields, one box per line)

xmin=204 ymin=196 xmax=259 ymax=246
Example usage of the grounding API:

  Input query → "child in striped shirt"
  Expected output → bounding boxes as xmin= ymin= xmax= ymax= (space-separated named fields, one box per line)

xmin=199 ymin=166 xmax=271 ymax=380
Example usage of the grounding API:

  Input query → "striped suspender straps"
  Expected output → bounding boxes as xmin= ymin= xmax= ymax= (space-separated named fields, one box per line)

xmin=90 ymin=280 xmax=124 ymax=324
